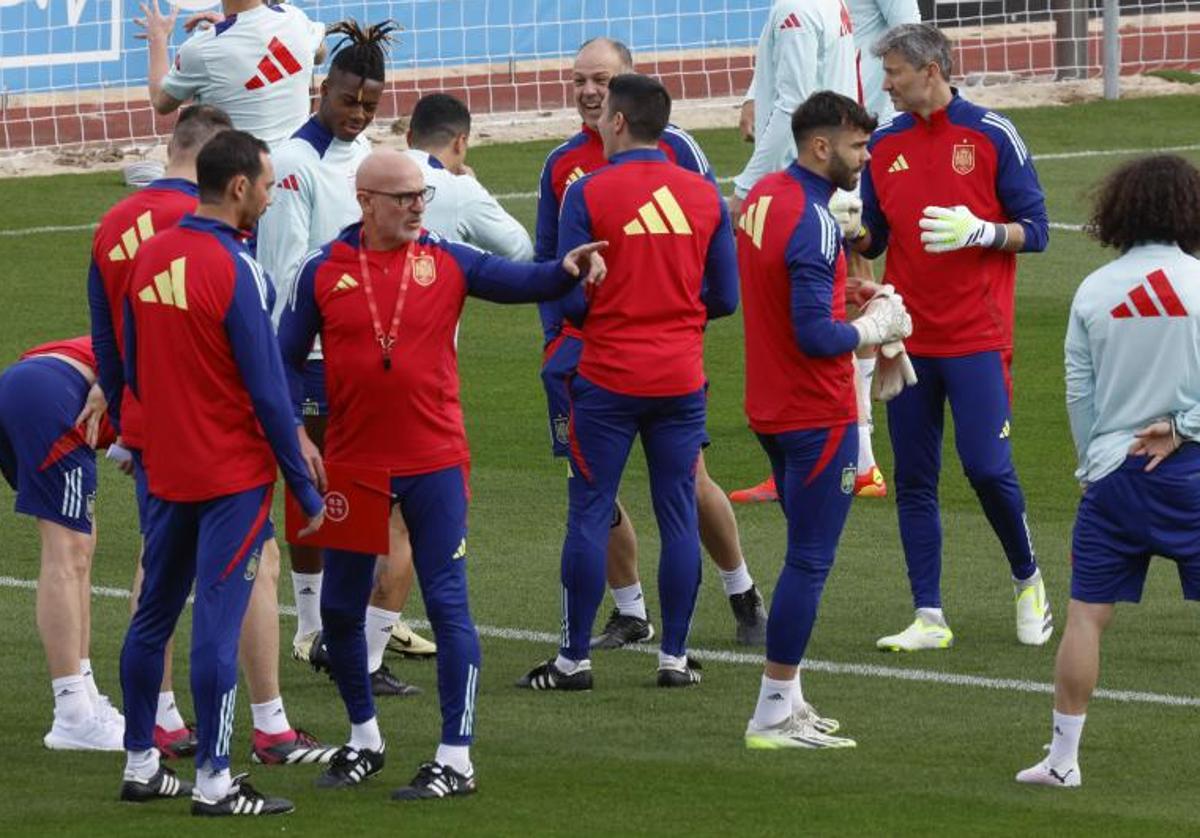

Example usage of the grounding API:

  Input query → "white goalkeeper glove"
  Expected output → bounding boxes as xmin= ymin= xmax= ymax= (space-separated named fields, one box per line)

xmin=829 ymin=189 xmax=865 ymax=241
xmin=919 ymin=205 xmax=1007 ymax=253
xmin=851 ymin=286 xmax=912 ymax=349
xmin=871 ymin=340 xmax=918 ymax=402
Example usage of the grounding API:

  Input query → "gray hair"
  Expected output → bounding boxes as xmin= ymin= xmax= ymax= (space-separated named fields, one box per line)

xmin=872 ymin=23 xmax=953 ymax=79
xmin=577 ymin=37 xmax=635 ymax=72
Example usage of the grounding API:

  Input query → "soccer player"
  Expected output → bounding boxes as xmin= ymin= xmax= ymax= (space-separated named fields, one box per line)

xmin=405 ymin=93 xmax=533 ymax=260
xmin=849 ymin=23 xmax=1052 ymax=650
xmin=89 ymin=105 xmax=335 ymax=766
xmin=1017 ymin=155 xmax=1200 ymax=787
xmin=0 ymin=337 xmax=121 ymax=751
xmin=728 ymin=0 xmax=888 ymax=506
xmin=137 ymin=0 xmax=327 ymax=148
xmin=117 ymin=130 xmax=325 ymax=816
xmin=278 ymin=148 xmax=606 ymax=799
xmin=738 ymin=92 xmax=913 ymax=748
xmin=536 ymin=37 xmax=767 ymax=649
xmin=517 ymin=74 xmax=739 ymax=691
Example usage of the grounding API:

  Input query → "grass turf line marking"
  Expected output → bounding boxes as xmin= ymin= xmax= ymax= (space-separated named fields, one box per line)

xmin=1 ymin=142 xmax=1196 ymax=239
xmin=3 ymin=574 xmax=1197 ymax=708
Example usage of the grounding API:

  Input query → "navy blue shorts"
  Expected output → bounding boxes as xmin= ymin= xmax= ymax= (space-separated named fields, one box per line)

xmin=1071 ymin=444 xmax=1200 ymax=603
xmin=0 ymin=357 xmax=96 ymax=534
xmin=301 ymin=360 xmax=328 ymax=418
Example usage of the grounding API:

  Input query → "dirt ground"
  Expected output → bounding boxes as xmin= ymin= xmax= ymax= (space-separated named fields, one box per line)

xmin=0 ymin=74 xmax=1195 ymax=181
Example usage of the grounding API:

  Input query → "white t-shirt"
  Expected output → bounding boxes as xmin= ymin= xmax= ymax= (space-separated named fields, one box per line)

xmin=735 ymin=0 xmax=860 ymax=198
xmin=405 ymin=149 xmax=533 ymax=261
xmin=162 ymin=4 xmax=326 ymax=148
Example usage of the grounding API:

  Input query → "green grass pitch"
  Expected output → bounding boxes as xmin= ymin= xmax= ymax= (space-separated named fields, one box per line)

xmin=1 ymin=94 xmax=1198 ymax=835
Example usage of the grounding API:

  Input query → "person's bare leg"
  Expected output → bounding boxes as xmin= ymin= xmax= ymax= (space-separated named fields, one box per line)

xmin=592 ymin=498 xmax=649 ymax=649
xmin=239 ymin=538 xmax=282 ymax=705
xmin=604 ymin=498 xmax=638 ymax=589
xmin=364 ymin=510 xmax=430 ymax=678
xmin=37 ymin=520 xmax=92 ymax=680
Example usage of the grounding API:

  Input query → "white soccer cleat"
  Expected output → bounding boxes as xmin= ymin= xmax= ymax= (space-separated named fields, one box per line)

xmin=94 ymin=694 xmax=125 ymax=731
xmin=1015 ymin=570 xmax=1053 ymax=646
xmin=43 ymin=714 xmax=124 ymax=751
xmin=795 ymin=701 xmax=840 ymax=735
xmin=745 ymin=712 xmax=857 ymax=750
xmin=876 ymin=613 xmax=954 ymax=651
xmin=1016 ymin=756 xmax=1081 ymax=788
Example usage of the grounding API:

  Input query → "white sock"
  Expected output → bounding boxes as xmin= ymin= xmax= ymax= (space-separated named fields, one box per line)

xmin=751 ymin=676 xmax=794 ymax=729
xmin=250 ymin=696 xmax=291 ymax=736
xmin=79 ymin=657 xmax=101 ymax=705
xmin=1048 ymin=710 xmax=1086 ymax=767
xmin=349 ymin=716 xmax=383 ymax=752
xmin=554 ymin=654 xmax=591 ymax=675
xmin=124 ymin=747 xmax=160 ymax=782
xmin=196 ymin=765 xmax=232 ymax=802
xmin=611 ymin=583 xmax=647 ymax=620
xmin=435 ymin=743 xmax=472 ymax=775
xmin=856 ymin=424 xmax=876 ymax=474
xmin=856 ymin=357 xmax=876 ymax=403
xmin=51 ymin=674 xmax=91 ymax=725
xmin=366 ymin=606 xmax=400 ymax=672
xmin=292 ymin=571 xmax=323 ymax=639
xmin=916 ymin=607 xmax=947 ymax=626
xmin=791 ymin=672 xmax=805 ymax=709
xmin=718 ymin=561 xmax=754 ymax=597
xmin=155 ymin=691 xmax=186 ymax=731
xmin=658 ymin=651 xmax=688 ymax=671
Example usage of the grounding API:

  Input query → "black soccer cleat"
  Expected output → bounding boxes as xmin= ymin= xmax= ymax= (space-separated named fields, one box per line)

xmin=590 ymin=608 xmax=655 ymax=650
xmin=729 ymin=585 xmax=768 ymax=646
xmin=657 ymin=656 xmax=703 ymax=688
xmin=315 ymin=744 xmax=386 ymax=789
xmin=120 ymin=765 xmax=193 ymax=803
xmin=514 ymin=658 xmax=593 ymax=691
xmin=391 ymin=761 xmax=477 ymax=801
xmin=306 ymin=631 xmax=332 ymax=674
xmin=371 ymin=663 xmax=422 ymax=697
xmin=191 ymin=774 xmax=294 ymax=817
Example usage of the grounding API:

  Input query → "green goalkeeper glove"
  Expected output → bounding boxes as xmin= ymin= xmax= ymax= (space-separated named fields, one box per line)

xmin=919 ymin=205 xmax=1007 ymax=253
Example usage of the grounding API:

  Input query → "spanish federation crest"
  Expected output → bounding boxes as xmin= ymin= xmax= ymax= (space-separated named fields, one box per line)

xmin=553 ymin=414 xmax=571 ymax=446
xmin=840 ymin=466 xmax=856 ymax=495
xmin=244 ymin=549 xmax=260 ymax=582
xmin=952 ymin=143 xmax=976 ymax=175
xmin=411 ymin=254 xmax=437 ymax=287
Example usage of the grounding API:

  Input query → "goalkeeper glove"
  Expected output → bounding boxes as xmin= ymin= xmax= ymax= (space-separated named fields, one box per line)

xmin=851 ymin=289 xmax=912 ymax=348
xmin=919 ymin=205 xmax=1008 ymax=253
xmin=871 ymin=341 xmax=918 ymax=402
xmin=828 ymin=190 xmax=865 ymax=241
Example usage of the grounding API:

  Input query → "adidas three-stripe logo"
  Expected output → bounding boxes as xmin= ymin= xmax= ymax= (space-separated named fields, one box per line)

xmin=278 ymin=174 xmax=300 ymax=192
xmin=108 ymin=211 xmax=155 ymax=262
xmin=888 ymin=154 xmax=910 ymax=173
xmin=138 ymin=257 xmax=188 ymax=310
xmin=334 ymin=273 xmax=359 ymax=292
xmin=1110 ymin=269 xmax=1189 ymax=319
xmin=244 ymin=37 xmax=303 ymax=90
xmin=61 ymin=467 xmax=84 ymax=519
xmin=623 ymin=187 xmax=692 ymax=236
xmin=738 ymin=195 xmax=773 ymax=249
xmin=779 ymin=11 xmax=802 ymax=29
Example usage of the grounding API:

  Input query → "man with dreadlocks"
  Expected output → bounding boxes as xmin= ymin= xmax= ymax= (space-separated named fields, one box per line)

xmin=137 ymin=0 xmax=328 ymax=148
xmin=257 ymin=20 xmax=436 ymax=696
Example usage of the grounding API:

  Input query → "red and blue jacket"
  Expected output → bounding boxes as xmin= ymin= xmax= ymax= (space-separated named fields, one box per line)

xmin=123 ymin=214 xmax=322 ymax=514
xmin=860 ymin=93 xmax=1049 ymax=356
xmin=534 ymin=123 xmax=716 ymax=345
xmin=87 ymin=177 xmax=199 ymax=447
xmin=738 ymin=163 xmax=858 ymax=433
xmin=278 ymin=223 xmax=585 ymax=476
xmin=556 ymin=147 xmax=739 ymax=398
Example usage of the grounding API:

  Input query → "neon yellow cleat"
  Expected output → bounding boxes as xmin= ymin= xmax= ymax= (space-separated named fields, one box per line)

xmin=1015 ymin=570 xmax=1053 ymax=646
xmin=388 ymin=619 xmax=438 ymax=659
xmin=745 ymin=713 xmax=857 ymax=750
xmin=876 ymin=614 xmax=954 ymax=651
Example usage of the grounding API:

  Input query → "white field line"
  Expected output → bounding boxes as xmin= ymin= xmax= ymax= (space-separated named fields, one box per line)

xmin=0 ymin=142 xmax=1196 ymax=240
xmin=2 ymin=574 xmax=1197 ymax=708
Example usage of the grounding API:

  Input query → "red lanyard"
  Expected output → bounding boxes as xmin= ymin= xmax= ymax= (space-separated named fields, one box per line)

xmin=357 ymin=233 xmax=413 ymax=371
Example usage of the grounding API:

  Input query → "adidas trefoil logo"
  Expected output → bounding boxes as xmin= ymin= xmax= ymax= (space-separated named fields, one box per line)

xmin=623 ymin=187 xmax=692 ymax=236
xmin=108 ymin=211 xmax=155 ymax=262
xmin=137 ymin=257 xmax=188 ymax=310
xmin=334 ymin=273 xmax=360 ymax=293
xmin=888 ymin=154 xmax=910 ymax=173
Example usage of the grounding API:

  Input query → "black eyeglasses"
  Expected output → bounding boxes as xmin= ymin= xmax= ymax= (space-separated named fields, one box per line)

xmin=360 ymin=185 xmax=435 ymax=208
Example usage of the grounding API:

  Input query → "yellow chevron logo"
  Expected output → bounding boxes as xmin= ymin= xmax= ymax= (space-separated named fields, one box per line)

xmin=737 ymin=195 xmax=773 ymax=250
xmin=887 ymin=154 xmax=910 ymax=173
xmin=564 ymin=166 xmax=586 ymax=188
xmin=452 ymin=538 xmax=467 ymax=560
xmin=334 ymin=273 xmax=359 ymax=292
xmin=137 ymin=257 xmax=188 ymax=310
xmin=107 ymin=211 xmax=156 ymax=262
xmin=999 ymin=419 xmax=1011 ymax=440
xmin=623 ymin=187 xmax=693 ymax=236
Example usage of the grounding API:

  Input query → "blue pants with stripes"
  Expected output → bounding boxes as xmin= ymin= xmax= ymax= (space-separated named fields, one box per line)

xmin=886 ymin=352 xmax=1038 ymax=609
xmin=119 ymin=484 xmax=273 ymax=772
xmin=757 ymin=425 xmax=857 ymax=666
xmin=322 ymin=466 xmax=480 ymax=746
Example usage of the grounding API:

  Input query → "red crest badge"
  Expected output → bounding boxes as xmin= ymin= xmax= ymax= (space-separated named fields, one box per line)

xmin=411 ymin=254 xmax=436 ymax=287
xmin=952 ymin=143 xmax=976 ymax=175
